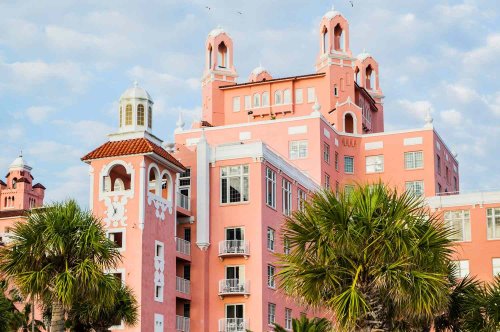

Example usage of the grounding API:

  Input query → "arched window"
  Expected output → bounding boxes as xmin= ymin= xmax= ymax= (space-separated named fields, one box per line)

xmin=253 ymin=93 xmax=261 ymax=108
xmin=148 ymin=106 xmax=152 ymax=129
xmin=339 ymin=31 xmax=345 ymax=51
xmin=119 ymin=107 xmax=123 ymax=127
xmin=137 ymin=104 xmax=145 ymax=126
xmin=104 ymin=164 xmax=131 ymax=192
xmin=372 ymin=70 xmax=377 ymax=90
xmin=208 ymin=44 xmax=213 ymax=69
xmin=354 ymin=67 xmax=360 ymax=84
xmin=345 ymin=113 xmax=354 ymax=133
xmin=262 ymin=92 xmax=270 ymax=106
xmin=334 ymin=24 xmax=343 ymax=51
xmin=283 ymin=89 xmax=291 ymax=104
xmin=274 ymin=90 xmax=283 ymax=105
xmin=12 ymin=178 xmax=17 ymax=189
xmin=125 ymin=104 xmax=133 ymax=125
xmin=217 ymin=42 xmax=228 ymax=68
xmin=322 ymin=26 xmax=329 ymax=54
xmin=161 ymin=173 xmax=170 ymax=200
xmin=149 ymin=168 xmax=159 ymax=195
xmin=366 ymin=65 xmax=373 ymax=90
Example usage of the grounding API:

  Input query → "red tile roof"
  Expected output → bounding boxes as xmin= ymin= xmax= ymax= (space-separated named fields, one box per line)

xmin=81 ymin=138 xmax=185 ymax=170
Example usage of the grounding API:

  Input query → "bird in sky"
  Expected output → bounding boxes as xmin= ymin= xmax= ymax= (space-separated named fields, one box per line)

xmin=205 ymin=6 xmax=211 ymax=10
xmin=237 ymin=11 xmax=243 ymax=14
xmin=349 ymin=0 xmax=354 ymax=7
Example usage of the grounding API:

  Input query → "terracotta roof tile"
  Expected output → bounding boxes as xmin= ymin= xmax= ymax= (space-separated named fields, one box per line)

xmin=81 ymin=138 xmax=185 ymax=170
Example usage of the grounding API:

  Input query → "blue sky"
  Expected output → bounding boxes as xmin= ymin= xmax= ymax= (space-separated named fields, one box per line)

xmin=0 ymin=0 xmax=499 ymax=205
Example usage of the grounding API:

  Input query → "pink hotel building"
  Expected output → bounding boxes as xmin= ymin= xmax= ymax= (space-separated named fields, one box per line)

xmin=1 ymin=9 xmax=500 ymax=332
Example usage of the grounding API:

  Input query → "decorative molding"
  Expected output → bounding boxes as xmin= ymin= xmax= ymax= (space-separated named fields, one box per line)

xmin=365 ymin=141 xmax=383 ymax=150
xmin=154 ymin=241 xmax=165 ymax=303
xmin=288 ymin=125 xmax=308 ymax=135
xmin=427 ymin=191 xmax=500 ymax=209
xmin=98 ymin=160 xmax=135 ymax=202
xmin=404 ymin=137 xmax=423 ymax=146
xmin=147 ymin=192 xmax=173 ymax=221
xmin=103 ymin=195 xmax=129 ymax=228
xmin=323 ymin=128 xmax=331 ymax=138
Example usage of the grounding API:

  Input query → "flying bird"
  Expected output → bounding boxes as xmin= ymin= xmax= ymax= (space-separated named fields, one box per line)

xmin=205 ymin=6 xmax=211 ymax=10
xmin=237 ymin=11 xmax=243 ymax=14
xmin=349 ymin=0 xmax=354 ymax=7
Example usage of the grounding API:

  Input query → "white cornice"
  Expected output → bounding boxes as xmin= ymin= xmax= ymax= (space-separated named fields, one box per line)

xmin=108 ymin=130 xmax=163 ymax=146
xmin=210 ymin=141 xmax=319 ymax=191
xmin=427 ymin=191 xmax=500 ymax=209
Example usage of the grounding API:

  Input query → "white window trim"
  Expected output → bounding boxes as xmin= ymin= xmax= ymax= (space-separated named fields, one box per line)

xmin=106 ymin=228 xmax=126 ymax=252
xmin=289 ymin=140 xmax=308 ymax=160
xmin=232 ymin=96 xmax=241 ymax=112
xmin=266 ymin=167 xmax=277 ymax=209
xmin=365 ymin=155 xmax=384 ymax=174
xmin=344 ymin=156 xmax=354 ymax=174
xmin=154 ymin=240 xmax=165 ymax=303
xmin=487 ymin=208 xmax=500 ymax=240
xmin=493 ymin=258 xmax=500 ymax=277
xmin=307 ymin=87 xmax=316 ymax=103
xmin=404 ymin=151 xmax=424 ymax=170
xmin=220 ymin=165 xmax=249 ymax=205
xmin=267 ymin=264 xmax=276 ymax=289
xmin=282 ymin=178 xmax=292 ymax=216
xmin=444 ymin=210 xmax=471 ymax=242
xmin=106 ymin=268 xmax=126 ymax=283
xmin=405 ymin=180 xmax=425 ymax=196
xmin=267 ymin=227 xmax=275 ymax=252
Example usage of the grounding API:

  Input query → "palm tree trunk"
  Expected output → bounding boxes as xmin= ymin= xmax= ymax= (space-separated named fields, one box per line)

xmin=50 ymin=301 xmax=65 ymax=332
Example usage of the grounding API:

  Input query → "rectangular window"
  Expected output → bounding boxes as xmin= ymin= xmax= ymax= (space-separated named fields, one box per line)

xmin=493 ymin=258 xmax=500 ymax=276
xmin=323 ymin=142 xmax=330 ymax=164
xmin=244 ymin=95 xmax=251 ymax=110
xmin=335 ymin=152 xmax=339 ymax=171
xmin=454 ymin=176 xmax=458 ymax=192
xmin=453 ymin=260 xmax=469 ymax=278
xmin=297 ymin=188 xmax=307 ymax=211
xmin=267 ymin=227 xmax=275 ymax=251
xmin=267 ymin=264 xmax=276 ymax=288
xmin=436 ymin=155 xmax=441 ymax=175
xmin=405 ymin=180 xmax=424 ymax=196
xmin=266 ymin=167 xmax=277 ymax=209
xmin=295 ymin=89 xmax=303 ymax=104
xmin=282 ymin=178 xmax=292 ymax=216
xmin=487 ymin=208 xmax=500 ymax=240
xmin=404 ymin=151 xmax=424 ymax=169
xmin=344 ymin=156 xmax=354 ymax=173
xmin=268 ymin=303 xmax=276 ymax=325
xmin=445 ymin=210 xmax=471 ymax=242
xmin=220 ymin=165 xmax=249 ymax=204
xmin=108 ymin=231 xmax=124 ymax=250
xmin=307 ymin=87 xmax=315 ymax=103
xmin=289 ymin=140 xmax=308 ymax=160
xmin=284 ymin=237 xmax=290 ymax=255
xmin=154 ymin=313 xmax=164 ymax=332
xmin=285 ymin=308 xmax=292 ymax=330
xmin=324 ymin=173 xmax=330 ymax=190
xmin=366 ymin=155 xmax=384 ymax=173
xmin=232 ymin=96 xmax=241 ymax=112
xmin=155 ymin=242 xmax=164 ymax=259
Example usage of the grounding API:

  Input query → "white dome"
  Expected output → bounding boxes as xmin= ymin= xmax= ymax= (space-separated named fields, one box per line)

xmin=323 ymin=9 xmax=342 ymax=19
xmin=208 ymin=26 xmax=227 ymax=38
xmin=251 ymin=66 xmax=268 ymax=76
xmin=9 ymin=154 xmax=31 ymax=171
xmin=357 ymin=50 xmax=372 ymax=61
xmin=120 ymin=81 xmax=153 ymax=102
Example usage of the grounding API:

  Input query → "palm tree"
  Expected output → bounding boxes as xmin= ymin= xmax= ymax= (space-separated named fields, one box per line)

xmin=274 ymin=316 xmax=332 ymax=331
xmin=67 ymin=277 xmax=139 ymax=332
xmin=278 ymin=184 xmax=453 ymax=331
xmin=0 ymin=200 xmax=122 ymax=332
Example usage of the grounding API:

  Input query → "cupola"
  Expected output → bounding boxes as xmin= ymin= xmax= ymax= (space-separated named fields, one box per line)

xmin=118 ymin=81 xmax=154 ymax=133
xmin=248 ymin=65 xmax=272 ymax=82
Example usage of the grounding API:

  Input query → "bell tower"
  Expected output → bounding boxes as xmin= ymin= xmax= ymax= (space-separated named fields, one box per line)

xmin=201 ymin=26 xmax=238 ymax=126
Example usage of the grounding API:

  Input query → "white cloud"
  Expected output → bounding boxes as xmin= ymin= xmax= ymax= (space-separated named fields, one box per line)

xmin=5 ymin=125 xmax=24 ymax=140
xmin=45 ymin=164 xmax=89 ymax=205
xmin=127 ymin=66 xmax=200 ymax=94
xmin=443 ymin=83 xmax=480 ymax=103
xmin=26 ymin=141 xmax=83 ymax=162
xmin=52 ymin=120 xmax=114 ymax=146
xmin=434 ymin=3 xmax=478 ymax=20
xmin=440 ymin=109 xmax=463 ymax=127
xmin=397 ymin=99 xmax=433 ymax=121
xmin=25 ymin=106 xmax=56 ymax=123
xmin=463 ymin=33 xmax=500 ymax=67
xmin=0 ymin=59 xmax=91 ymax=93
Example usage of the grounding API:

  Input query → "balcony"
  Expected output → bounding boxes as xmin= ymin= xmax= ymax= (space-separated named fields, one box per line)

xmin=218 ymin=240 xmax=249 ymax=260
xmin=175 ymin=237 xmax=191 ymax=258
xmin=177 ymin=192 xmax=190 ymax=211
xmin=176 ymin=276 xmax=191 ymax=297
xmin=218 ymin=318 xmax=248 ymax=332
xmin=176 ymin=315 xmax=190 ymax=332
xmin=218 ymin=279 xmax=250 ymax=298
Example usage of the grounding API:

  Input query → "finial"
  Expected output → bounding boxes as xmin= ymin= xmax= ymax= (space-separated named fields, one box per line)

xmin=133 ymin=80 xmax=138 ymax=87
xmin=174 ymin=112 xmax=185 ymax=134
xmin=424 ymin=108 xmax=433 ymax=128
xmin=331 ymin=5 xmax=335 ymax=11
xmin=19 ymin=150 xmax=22 ymax=157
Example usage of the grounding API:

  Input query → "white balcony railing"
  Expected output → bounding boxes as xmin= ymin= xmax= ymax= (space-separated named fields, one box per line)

xmin=175 ymin=237 xmax=191 ymax=256
xmin=176 ymin=276 xmax=191 ymax=294
xmin=218 ymin=279 xmax=250 ymax=296
xmin=218 ymin=318 xmax=248 ymax=332
xmin=218 ymin=240 xmax=249 ymax=258
xmin=176 ymin=315 xmax=190 ymax=331
xmin=177 ymin=192 xmax=190 ymax=210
